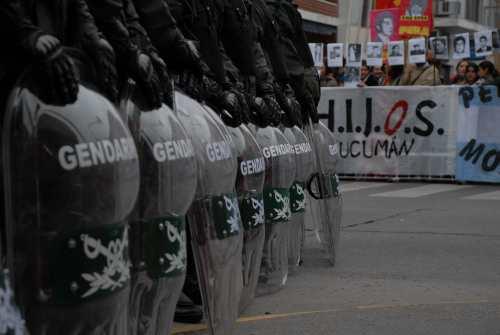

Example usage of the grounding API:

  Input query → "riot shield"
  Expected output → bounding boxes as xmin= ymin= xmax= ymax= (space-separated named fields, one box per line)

xmin=306 ymin=122 xmax=343 ymax=266
xmin=3 ymin=65 xmax=140 ymax=334
xmin=224 ymin=125 xmax=265 ymax=314
xmin=175 ymin=91 xmax=242 ymax=335
xmin=0 ymin=269 xmax=25 ymax=335
xmin=254 ymin=126 xmax=295 ymax=296
xmin=0 ymin=239 xmax=26 ymax=334
xmin=283 ymin=127 xmax=314 ymax=274
xmin=122 ymin=85 xmax=197 ymax=335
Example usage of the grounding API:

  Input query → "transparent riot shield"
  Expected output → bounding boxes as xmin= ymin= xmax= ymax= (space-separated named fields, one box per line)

xmin=0 ymin=240 xmax=26 ymax=334
xmin=122 ymin=85 xmax=197 ymax=335
xmin=224 ymin=125 xmax=265 ymax=314
xmin=254 ymin=126 xmax=295 ymax=296
xmin=283 ymin=127 xmax=314 ymax=274
xmin=3 ymin=63 xmax=140 ymax=334
xmin=306 ymin=122 xmax=343 ymax=266
xmin=175 ymin=91 xmax=242 ymax=335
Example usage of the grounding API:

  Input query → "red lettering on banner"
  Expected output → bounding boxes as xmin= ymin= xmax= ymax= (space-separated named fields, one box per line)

xmin=384 ymin=100 xmax=408 ymax=136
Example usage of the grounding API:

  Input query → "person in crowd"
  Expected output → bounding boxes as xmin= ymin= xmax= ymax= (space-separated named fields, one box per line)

xmin=465 ymin=63 xmax=479 ymax=85
xmin=320 ymin=66 xmax=338 ymax=87
xmin=400 ymin=51 xmax=441 ymax=86
xmin=357 ymin=62 xmax=379 ymax=87
xmin=451 ymin=60 xmax=469 ymax=85
xmin=477 ymin=61 xmax=498 ymax=85
xmin=372 ymin=66 xmax=386 ymax=86
xmin=386 ymin=65 xmax=404 ymax=85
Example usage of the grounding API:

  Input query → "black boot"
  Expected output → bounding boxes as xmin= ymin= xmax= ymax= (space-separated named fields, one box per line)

xmin=174 ymin=293 xmax=203 ymax=324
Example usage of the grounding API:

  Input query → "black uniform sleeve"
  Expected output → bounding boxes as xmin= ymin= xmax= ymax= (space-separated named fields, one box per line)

xmin=123 ymin=0 xmax=156 ymax=53
xmin=85 ymin=0 xmax=139 ymax=70
xmin=253 ymin=0 xmax=289 ymax=84
xmin=131 ymin=0 xmax=201 ymax=73
xmin=0 ymin=0 xmax=45 ymax=58
xmin=287 ymin=3 xmax=314 ymax=68
xmin=218 ymin=0 xmax=256 ymax=77
xmin=254 ymin=42 xmax=275 ymax=96
xmin=69 ymin=0 xmax=102 ymax=49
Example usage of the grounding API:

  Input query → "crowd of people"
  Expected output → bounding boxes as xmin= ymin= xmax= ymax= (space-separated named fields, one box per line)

xmin=319 ymin=53 xmax=500 ymax=88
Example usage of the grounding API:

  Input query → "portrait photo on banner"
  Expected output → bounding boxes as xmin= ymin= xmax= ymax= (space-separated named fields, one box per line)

xmin=366 ymin=42 xmax=384 ymax=66
xmin=309 ymin=43 xmax=324 ymax=67
xmin=327 ymin=43 xmax=343 ymax=67
xmin=430 ymin=36 xmax=449 ymax=60
xmin=399 ymin=0 xmax=433 ymax=38
xmin=404 ymin=0 xmax=429 ymax=17
xmin=370 ymin=8 xmax=400 ymax=44
xmin=474 ymin=31 xmax=493 ymax=57
xmin=388 ymin=41 xmax=405 ymax=65
xmin=408 ymin=38 xmax=426 ymax=64
xmin=346 ymin=43 xmax=362 ymax=67
xmin=452 ymin=33 xmax=471 ymax=60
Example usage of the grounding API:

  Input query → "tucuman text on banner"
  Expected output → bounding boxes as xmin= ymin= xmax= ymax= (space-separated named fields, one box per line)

xmin=318 ymin=86 xmax=459 ymax=177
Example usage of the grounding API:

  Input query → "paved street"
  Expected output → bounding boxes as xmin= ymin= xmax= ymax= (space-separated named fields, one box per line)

xmin=174 ymin=181 xmax=500 ymax=335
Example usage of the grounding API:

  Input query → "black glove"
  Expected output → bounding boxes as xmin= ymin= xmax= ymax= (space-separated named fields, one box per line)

xmin=233 ymin=90 xmax=251 ymax=124
xmin=302 ymin=91 xmax=319 ymax=124
xmin=219 ymin=90 xmax=242 ymax=127
xmin=150 ymin=52 xmax=173 ymax=107
xmin=286 ymin=96 xmax=302 ymax=127
xmin=263 ymin=95 xmax=283 ymax=127
xmin=274 ymin=83 xmax=301 ymax=127
xmin=89 ymin=38 xmax=119 ymax=102
xmin=37 ymin=47 xmax=79 ymax=106
xmin=248 ymin=96 xmax=270 ymax=128
xmin=131 ymin=53 xmax=162 ymax=110
xmin=182 ymin=39 xmax=205 ymax=77
xmin=33 ymin=34 xmax=61 ymax=57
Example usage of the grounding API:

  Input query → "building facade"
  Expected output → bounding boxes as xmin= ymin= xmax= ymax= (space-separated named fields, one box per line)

xmin=297 ymin=0 xmax=499 ymax=65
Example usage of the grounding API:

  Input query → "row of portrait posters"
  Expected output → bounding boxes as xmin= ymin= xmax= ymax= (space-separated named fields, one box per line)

xmin=308 ymin=30 xmax=498 ymax=68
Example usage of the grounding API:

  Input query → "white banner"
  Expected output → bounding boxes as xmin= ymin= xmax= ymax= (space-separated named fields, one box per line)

xmin=318 ymin=86 xmax=460 ymax=177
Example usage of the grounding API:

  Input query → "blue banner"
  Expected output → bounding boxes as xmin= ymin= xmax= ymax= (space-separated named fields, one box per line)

xmin=456 ymin=86 xmax=500 ymax=183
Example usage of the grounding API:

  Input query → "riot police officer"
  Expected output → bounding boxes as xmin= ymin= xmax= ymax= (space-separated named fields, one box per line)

xmin=85 ymin=0 xmax=168 ymax=110
xmin=265 ymin=0 xmax=319 ymax=124
xmin=0 ymin=1 xmax=142 ymax=335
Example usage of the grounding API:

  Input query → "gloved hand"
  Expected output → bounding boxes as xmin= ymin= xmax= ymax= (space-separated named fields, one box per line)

xmin=150 ymin=52 xmax=173 ymax=107
xmin=233 ymin=90 xmax=251 ymax=124
xmin=131 ymin=52 xmax=162 ymax=110
xmin=248 ymin=96 xmax=270 ymax=128
xmin=89 ymin=38 xmax=119 ymax=102
xmin=302 ymin=91 xmax=319 ymax=124
xmin=263 ymin=95 xmax=283 ymax=127
xmin=219 ymin=90 xmax=242 ymax=127
xmin=274 ymin=83 xmax=301 ymax=127
xmin=183 ymin=39 xmax=205 ymax=77
xmin=286 ymin=96 xmax=302 ymax=127
xmin=38 ymin=46 xmax=79 ymax=105
xmin=34 ymin=34 xmax=61 ymax=56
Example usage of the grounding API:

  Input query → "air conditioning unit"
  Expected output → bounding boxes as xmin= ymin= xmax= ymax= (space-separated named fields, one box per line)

xmin=436 ymin=0 xmax=461 ymax=17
